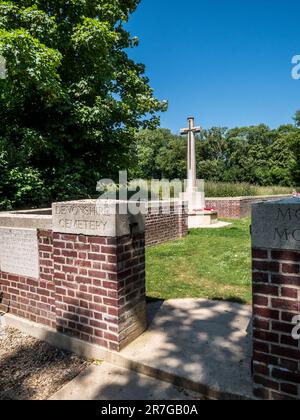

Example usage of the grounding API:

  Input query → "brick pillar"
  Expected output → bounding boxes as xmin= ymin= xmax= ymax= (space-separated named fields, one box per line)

xmin=252 ymin=199 xmax=300 ymax=400
xmin=52 ymin=200 xmax=147 ymax=352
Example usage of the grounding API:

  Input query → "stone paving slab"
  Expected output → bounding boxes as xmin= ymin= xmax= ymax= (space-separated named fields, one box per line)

xmin=119 ymin=299 xmax=253 ymax=400
xmin=197 ymin=221 xmax=232 ymax=229
xmin=50 ymin=362 xmax=202 ymax=400
xmin=7 ymin=298 xmax=254 ymax=400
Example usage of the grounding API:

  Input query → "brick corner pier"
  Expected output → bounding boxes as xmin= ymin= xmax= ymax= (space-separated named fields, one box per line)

xmin=252 ymin=197 xmax=300 ymax=400
xmin=0 ymin=200 xmax=147 ymax=352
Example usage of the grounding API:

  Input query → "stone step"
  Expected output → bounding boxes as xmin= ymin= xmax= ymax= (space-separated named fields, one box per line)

xmin=50 ymin=362 xmax=203 ymax=400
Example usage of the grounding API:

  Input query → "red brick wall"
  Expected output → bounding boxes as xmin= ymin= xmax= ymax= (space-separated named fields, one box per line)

xmin=252 ymin=248 xmax=300 ymax=400
xmin=53 ymin=232 xmax=146 ymax=352
xmin=206 ymin=198 xmax=242 ymax=219
xmin=0 ymin=202 xmax=187 ymax=350
xmin=145 ymin=202 xmax=188 ymax=247
xmin=206 ymin=196 xmax=290 ymax=219
xmin=0 ymin=229 xmax=146 ymax=352
xmin=0 ymin=230 xmax=55 ymax=328
xmin=0 ymin=203 xmax=188 ymax=350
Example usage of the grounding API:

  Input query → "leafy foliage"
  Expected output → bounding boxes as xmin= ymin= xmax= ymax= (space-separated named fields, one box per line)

xmin=0 ymin=0 xmax=166 ymax=209
xmin=0 ymin=0 xmax=299 ymax=209
xmin=130 ymin=128 xmax=185 ymax=179
xmin=294 ymin=110 xmax=300 ymax=127
xmin=132 ymin=119 xmax=300 ymax=188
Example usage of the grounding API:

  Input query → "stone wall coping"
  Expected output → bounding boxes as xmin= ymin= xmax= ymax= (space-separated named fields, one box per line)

xmin=252 ymin=196 xmax=300 ymax=206
xmin=0 ymin=211 xmax=52 ymax=230
xmin=207 ymin=194 xmax=291 ymax=201
xmin=52 ymin=198 xmax=186 ymax=206
xmin=12 ymin=208 xmax=52 ymax=215
xmin=0 ymin=199 xmax=188 ymax=235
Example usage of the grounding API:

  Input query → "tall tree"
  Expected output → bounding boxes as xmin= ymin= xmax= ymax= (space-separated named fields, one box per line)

xmin=132 ymin=122 xmax=300 ymax=188
xmin=132 ymin=129 xmax=186 ymax=180
xmin=0 ymin=0 xmax=166 ymax=207
xmin=294 ymin=110 xmax=300 ymax=127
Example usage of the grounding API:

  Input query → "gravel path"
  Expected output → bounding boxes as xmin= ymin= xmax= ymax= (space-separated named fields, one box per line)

xmin=0 ymin=326 xmax=89 ymax=400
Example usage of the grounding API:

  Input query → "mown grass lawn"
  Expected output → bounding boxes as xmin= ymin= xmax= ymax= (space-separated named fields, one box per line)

xmin=146 ymin=218 xmax=252 ymax=305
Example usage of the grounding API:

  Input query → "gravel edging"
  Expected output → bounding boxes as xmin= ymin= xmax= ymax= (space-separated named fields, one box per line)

xmin=0 ymin=325 xmax=89 ymax=400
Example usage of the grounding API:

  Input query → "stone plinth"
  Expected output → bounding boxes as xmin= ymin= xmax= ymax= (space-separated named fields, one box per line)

xmin=180 ymin=191 xmax=218 ymax=228
xmin=252 ymin=198 xmax=300 ymax=400
xmin=188 ymin=210 xmax=218 ymax=228
xmin=180 ymin=191 xmax=205 ymax=214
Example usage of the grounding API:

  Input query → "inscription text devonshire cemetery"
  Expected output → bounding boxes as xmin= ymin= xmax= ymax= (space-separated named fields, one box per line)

xmin=0 ymin=228 xmax=39 ymax=278
xmin=53 ymin=201 xmax=114 ymax=236
xmin=252 ymin=198 xmax=300 ymax=250
xmin=52 ymin=200 xmax=143 ymax=237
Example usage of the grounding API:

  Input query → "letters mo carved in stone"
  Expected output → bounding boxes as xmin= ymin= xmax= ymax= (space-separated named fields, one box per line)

xmin=274 ymin=207 xmax=300 ymax=242
xmin=252 ymin=199 xmax=300 ymax=251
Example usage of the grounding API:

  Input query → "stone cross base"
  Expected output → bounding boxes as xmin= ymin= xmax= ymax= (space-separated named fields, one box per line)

xmin=180 ymin=191 xmax=219 ymax=228
xmin=180 ymin=191 xmax=206 ymax=213
xmin=188 ymin=211 xmax=218 ymax=228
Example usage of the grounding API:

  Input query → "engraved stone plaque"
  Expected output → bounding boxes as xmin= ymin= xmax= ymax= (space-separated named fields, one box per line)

xmin=52 ymin=200 xmax=145 ymax=237
xmin=0 ymin=228 xmax=39 ymax=278
xmin=252 ymin=198 xmax=300 ymax=250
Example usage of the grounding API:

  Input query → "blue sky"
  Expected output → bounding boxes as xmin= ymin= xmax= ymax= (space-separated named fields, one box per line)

xmin=127 ymin=0 xmax=300 ymax=133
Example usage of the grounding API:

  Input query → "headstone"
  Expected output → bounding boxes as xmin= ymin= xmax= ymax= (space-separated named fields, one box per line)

xmin=0 ymin=228 xmax=39 ymax=278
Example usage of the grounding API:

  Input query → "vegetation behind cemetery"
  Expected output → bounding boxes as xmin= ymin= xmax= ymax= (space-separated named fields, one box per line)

xmin=0 ymin=1 xmax=300 ymax=210
xmin=0 ymin=0 xmax=166 ymax=210
xmin=204 ymin=182 xmax=291 ymax=198
xmin=130 ymin=121 xmax=300 ymax=192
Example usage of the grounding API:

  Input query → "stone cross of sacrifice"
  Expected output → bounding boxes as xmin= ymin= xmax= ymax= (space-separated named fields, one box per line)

xmin=180 ymin=117 xmax=201 ymax=193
